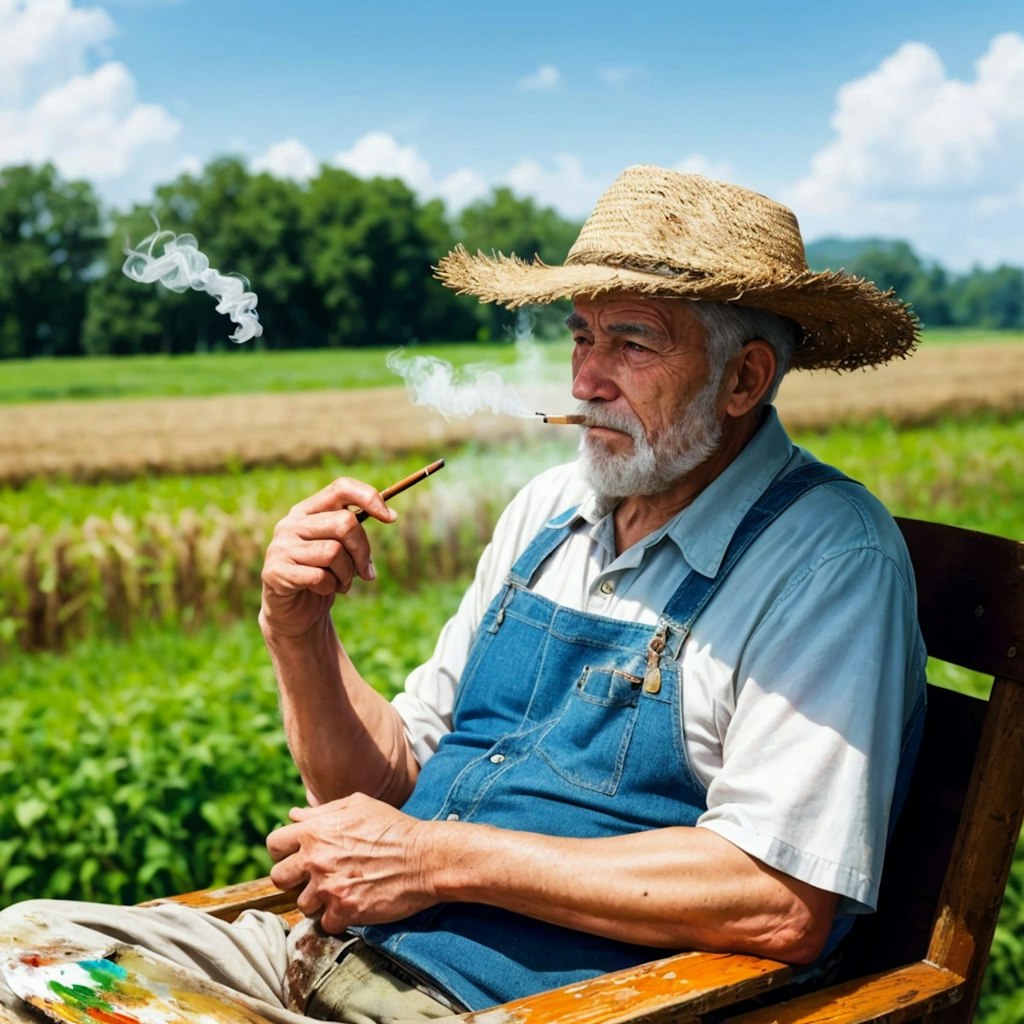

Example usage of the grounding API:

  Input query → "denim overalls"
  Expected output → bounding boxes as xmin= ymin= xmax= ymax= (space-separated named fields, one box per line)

xmin=359 ymin=464 xmax=855 ymax=1009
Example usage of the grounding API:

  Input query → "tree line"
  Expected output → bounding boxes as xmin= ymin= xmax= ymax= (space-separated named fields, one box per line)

xmin=804 ymin=237 xmax=1024 ymax=333
xmin=1 ymin=159 xmax=1022 ymax=360
xmin=0 ymin=159 xmax=578 ymax=359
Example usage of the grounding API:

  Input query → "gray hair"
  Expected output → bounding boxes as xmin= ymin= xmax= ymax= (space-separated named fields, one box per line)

xmin=689 ymin=301 xmax=799 ymax=406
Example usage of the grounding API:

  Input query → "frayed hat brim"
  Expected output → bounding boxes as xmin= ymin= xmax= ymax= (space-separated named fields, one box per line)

xmin=435 ymin=246 xmax=919 ymax=373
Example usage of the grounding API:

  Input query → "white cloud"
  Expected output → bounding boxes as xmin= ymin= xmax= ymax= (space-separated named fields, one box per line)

xmin=251 ymin=137 xmax=320 ymax=181
xmin=100 ymin=0 xmax=184 ymax=7
xmin=0 ymin=0 xmax=115 ymax=103
xmin=0 ymin=0 xmax=180 ymax=197
xmin=503 ymin=154 xmax=603 ymax=219
xmin=171 ymin=153 xmax=201 ymax=177
xmin=433 ymin=165 xmax=489 ymax=211
xmin=518 ymin=64 xmax=561 ymax=91
xmin=788 ymin=32 xmax=1024 ymax=266
xmin=331 ymin=140 xmax=604 ymax=220
xmin=597 ymin=65 xmax=641 ymax=87
xmin=315 ymin=131 xmax=606 ymax=220
xmin=334 ymin=130 xmax=433 ymax=190
xmin=0 ymin=61 xmax=179 ymax=179
xmin=672 ymin=154 xmax=736 ymax=182
xmin=332 ymin=130 xmax=488 ymax=210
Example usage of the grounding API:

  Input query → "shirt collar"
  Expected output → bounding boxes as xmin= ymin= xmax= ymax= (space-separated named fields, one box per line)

xmin=570 ymin=407 xmax=796 ymax=578
xmin=668 ymin=407 xmax=795 ymax=577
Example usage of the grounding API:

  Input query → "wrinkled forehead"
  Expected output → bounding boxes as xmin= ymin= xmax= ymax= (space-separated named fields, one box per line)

xmin=567 ymin=294 xmax=707 ymax=344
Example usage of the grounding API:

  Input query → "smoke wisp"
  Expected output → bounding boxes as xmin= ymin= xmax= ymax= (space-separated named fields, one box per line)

xmin=122 ymin=230 xmax=263 ymax=344
xmin=386 ymin=350 xmax=536 ymax=420
xmin=387 ymin=314 xmax=547 ymax=421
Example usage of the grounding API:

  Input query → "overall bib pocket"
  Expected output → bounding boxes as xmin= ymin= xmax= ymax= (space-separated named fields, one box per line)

xmin=451 ymin=589 xmax=545 ymax=731
xmin=536 ymin=664 xmax=644 ymax=796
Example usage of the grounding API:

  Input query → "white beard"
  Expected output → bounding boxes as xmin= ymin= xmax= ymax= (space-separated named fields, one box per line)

xmin=577 ymin=377 xmax=723 ymax=506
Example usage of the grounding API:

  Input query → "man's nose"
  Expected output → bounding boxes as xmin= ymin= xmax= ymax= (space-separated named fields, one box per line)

xmin=572 ymin=346 xmax=620 ymax=402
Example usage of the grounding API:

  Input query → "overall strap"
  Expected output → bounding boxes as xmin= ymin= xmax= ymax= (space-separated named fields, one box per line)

xmin=662 ymin=463 xmax=852 ymax=633
xmin=506 ymin=506 xmax=579 ymax=587
xmin=504 ymin=463 xmax=850 ymax=626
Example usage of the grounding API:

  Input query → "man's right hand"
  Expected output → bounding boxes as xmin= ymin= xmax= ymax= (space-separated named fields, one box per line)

xmin=259 ymin=477 xmax=398 ymax=638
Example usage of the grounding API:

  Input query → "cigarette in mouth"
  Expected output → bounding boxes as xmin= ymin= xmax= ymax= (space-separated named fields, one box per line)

xmin=536 ymin=413 xmax=590 ymax=425
xmin=352 ymin=458 xmax=445 ymax=521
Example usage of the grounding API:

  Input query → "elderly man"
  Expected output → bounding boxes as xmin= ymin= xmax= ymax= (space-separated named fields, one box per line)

xmin=0 ymin=167 xmax=926 ymax=1024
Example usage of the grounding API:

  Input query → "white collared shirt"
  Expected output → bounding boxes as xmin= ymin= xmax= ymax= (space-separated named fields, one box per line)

xmin=392 ymin=409 xmax=927 ymax=912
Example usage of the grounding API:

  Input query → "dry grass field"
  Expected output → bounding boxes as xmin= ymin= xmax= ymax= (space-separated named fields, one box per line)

xmin=1 ymin=342 xmax=1021 ymax=484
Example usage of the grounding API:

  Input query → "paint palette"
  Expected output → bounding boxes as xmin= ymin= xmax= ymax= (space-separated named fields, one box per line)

xmin=2 ymin=946 xmax=275 ymax=1024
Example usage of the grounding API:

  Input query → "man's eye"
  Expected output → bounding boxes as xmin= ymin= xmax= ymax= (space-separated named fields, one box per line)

xmin=625 ymin=341 xmax=650 ymax=353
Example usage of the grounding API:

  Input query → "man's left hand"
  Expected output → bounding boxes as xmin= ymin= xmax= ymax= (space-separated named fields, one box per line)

xmin=266 ymin=794 xmax=437 ymax=933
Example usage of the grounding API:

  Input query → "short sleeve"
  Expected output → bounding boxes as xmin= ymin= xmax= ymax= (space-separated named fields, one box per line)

xmin=696 ymin=543 xmax=926 ymax=913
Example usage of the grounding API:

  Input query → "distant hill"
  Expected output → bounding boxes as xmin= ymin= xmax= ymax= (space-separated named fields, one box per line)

xmin=800 ymin=238 xmax=1024 ymax=329
xmin=804 ymin=237 xmax=910 ymax=272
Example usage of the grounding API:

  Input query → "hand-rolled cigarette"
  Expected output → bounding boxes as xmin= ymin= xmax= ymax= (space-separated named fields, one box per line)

xmin=351 ymin=458 xmax=445 ymax=521
xmin=539 ymin=414 xmax=589 ymax=425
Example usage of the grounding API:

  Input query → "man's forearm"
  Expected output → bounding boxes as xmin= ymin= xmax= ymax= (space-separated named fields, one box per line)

xmin=262 ymin=613 xmax=419 ymax=807
xmin=425 ymin=821 xmax=836 ymax=963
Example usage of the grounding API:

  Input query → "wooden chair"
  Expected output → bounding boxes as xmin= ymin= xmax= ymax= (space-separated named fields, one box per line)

xmin=148 ymin=517 xmax=1024 ymax=1024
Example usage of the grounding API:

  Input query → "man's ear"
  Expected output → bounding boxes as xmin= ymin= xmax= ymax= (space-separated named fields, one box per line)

xmin=722 ymin=340 xmax=777 ymax=417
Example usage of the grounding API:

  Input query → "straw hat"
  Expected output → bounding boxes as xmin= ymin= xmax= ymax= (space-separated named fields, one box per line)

xmin=435 ymin=165 xmax=919 ymax=372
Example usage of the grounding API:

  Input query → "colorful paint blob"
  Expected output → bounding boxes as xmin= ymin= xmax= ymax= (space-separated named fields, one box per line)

xmin=2 ymin=945 xmax=274 ymax=1024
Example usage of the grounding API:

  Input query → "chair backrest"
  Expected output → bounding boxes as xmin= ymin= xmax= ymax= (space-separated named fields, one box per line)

xmin=836 ymin=517 xmax=1024 ymax=1023
xmin=149 ymin=517 xmax=1024 ymax=1024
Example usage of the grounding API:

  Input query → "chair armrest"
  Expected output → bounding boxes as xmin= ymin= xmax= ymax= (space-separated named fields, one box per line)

xmin=461 ymin=951 xmax=793 ymax=1024
xmin=140 ymin=876 xmax=300 ymax=923
xmin=142 ymin=881 xmax=794 ymax=1023
xmin=157 ymin=881 xmax=976 ymax=1024
xmin=720 ymin=960 xmax=965 ymax=1024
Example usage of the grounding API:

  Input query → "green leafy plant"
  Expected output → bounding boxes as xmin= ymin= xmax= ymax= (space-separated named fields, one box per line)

xmin=1 ymin=418 xmax=1022 ymax=1021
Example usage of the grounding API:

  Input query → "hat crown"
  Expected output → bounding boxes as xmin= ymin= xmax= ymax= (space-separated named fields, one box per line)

xmin=434 ymin=163 xmax=919 ymax=372
xmin=566 ymin=166 xmax=809 ymax=280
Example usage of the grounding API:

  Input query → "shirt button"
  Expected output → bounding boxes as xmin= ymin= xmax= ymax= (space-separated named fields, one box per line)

xmin=489 ymin=753 xmax=506 ymax=764
xmin=446 ymin=812 xmax=460 ymax=821
xmin=599 ymin=579 xmax=615 ymax=595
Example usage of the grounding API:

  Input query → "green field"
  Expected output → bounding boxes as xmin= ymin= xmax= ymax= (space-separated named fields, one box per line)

xmin=918 ymin=326 xmax=1024 ymax=346
xmin=1 ymin=327 xmax=1022 ymax=405
xmin=4 ymin=414 xmax=1021 ymax=817
xmin=1 ymin=400 xmax=1022 ymax=1020
xmin=0 ymin=341 xmax=567 ymax=404
xmin=0 ymin=583 xmax=467 ymax=901
xmin=2 ymin=415 xmax=1020 ymax=659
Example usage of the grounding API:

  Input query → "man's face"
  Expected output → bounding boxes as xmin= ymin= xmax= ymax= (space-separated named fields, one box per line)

xmin=567 ymin=295 xmax=726 ymax=501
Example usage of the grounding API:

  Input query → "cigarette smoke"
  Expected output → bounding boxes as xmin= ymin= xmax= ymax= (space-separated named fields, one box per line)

xmin=387 ymin=312 xmax=544 ymax=421
xmin=386 ymin=351 xmax=535 ymax=420
xmin=122 ymin=230 xmax=263 ymax=344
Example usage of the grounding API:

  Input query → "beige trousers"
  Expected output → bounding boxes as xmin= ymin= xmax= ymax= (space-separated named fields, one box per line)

xmin=0 ymin=900 xmax=458 ymax=1024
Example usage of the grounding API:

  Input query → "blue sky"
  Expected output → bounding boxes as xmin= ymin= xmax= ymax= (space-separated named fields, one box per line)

xmin=3 ymin=0 xmax=1024 ymax=269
